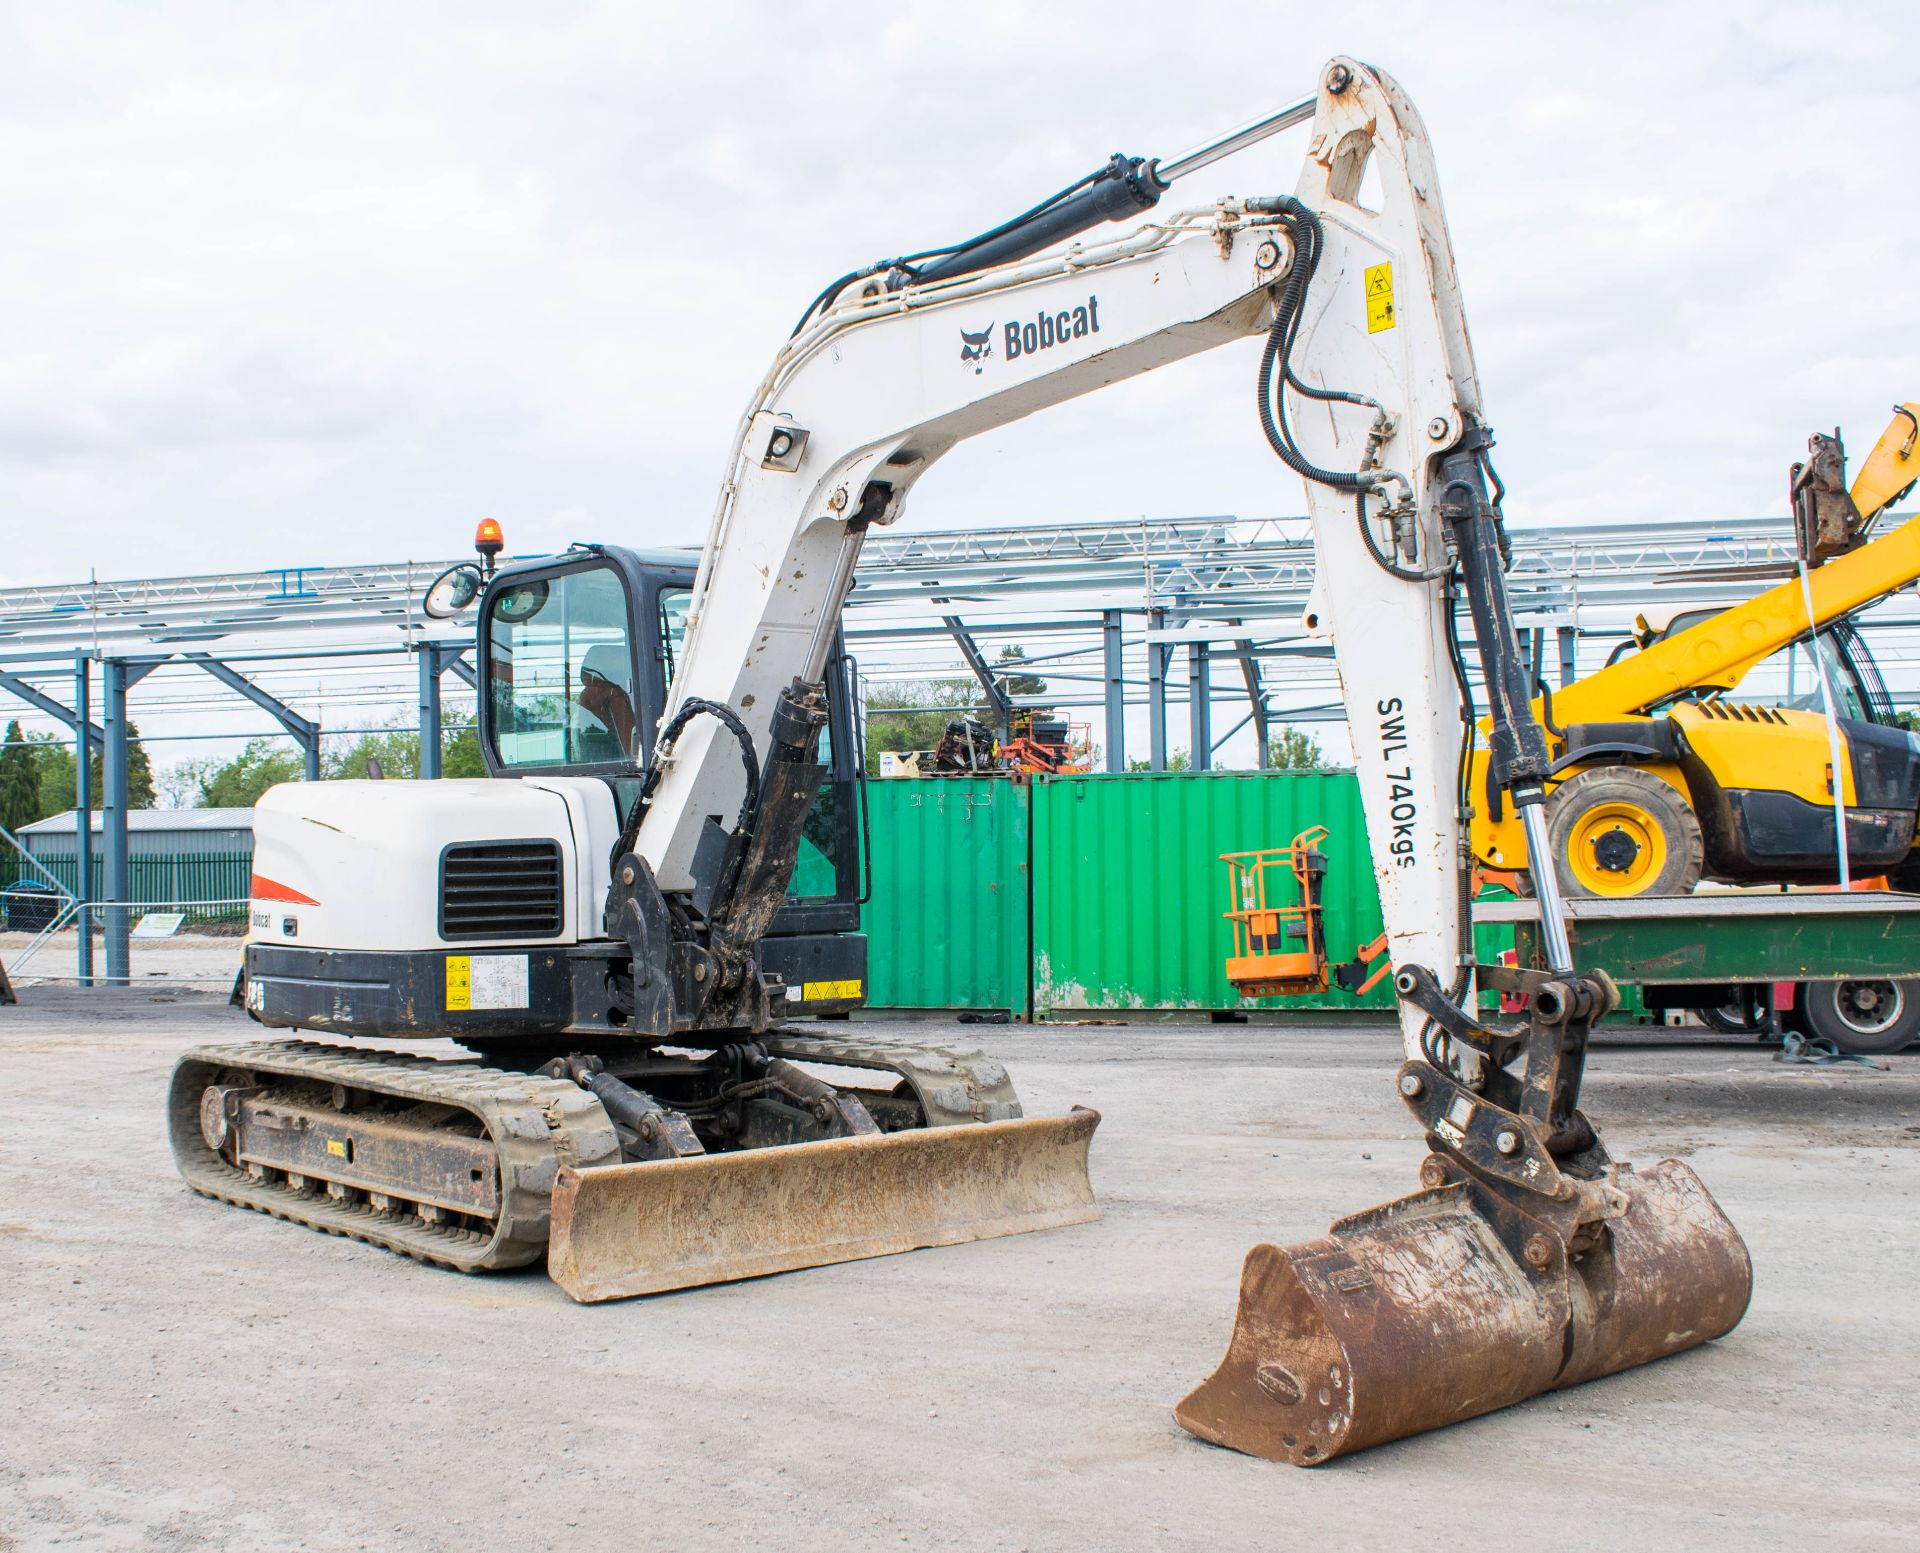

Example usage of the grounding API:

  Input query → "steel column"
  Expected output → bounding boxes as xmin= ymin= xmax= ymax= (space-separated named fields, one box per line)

xmin=1188 ymin=642 xmax=1212 ymax=772
xmin=1102 ymin=610 xmax=1125 ymax=772
xmin=1231 ymin=638 xmax=1268 ymax=767
xmin=74 ymin=657 xmax=91 ymax=987
xmin=1557 ymin=626 xmax=1577 ymax=688
xmin=1148 ymin=608 xmax=1168 ymax=772
xmin=418 ymin=647 xmax=443 ymax=780
xmin=102 ymin=659 xmax=129 ymax=984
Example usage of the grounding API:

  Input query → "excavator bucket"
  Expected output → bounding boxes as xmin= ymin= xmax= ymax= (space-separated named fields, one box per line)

xmin=548 ymin=1108 xmax=1101 ymax=1302
xmin=1176 ymin=1158 xmax=1751 ymax=1464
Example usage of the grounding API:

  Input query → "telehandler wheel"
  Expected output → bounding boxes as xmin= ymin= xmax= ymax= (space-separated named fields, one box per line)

xmin=1545 ymin=766 xmax=1704 ymax=899
xmin=1799 ymin=977 xmax=1920 ymax=1055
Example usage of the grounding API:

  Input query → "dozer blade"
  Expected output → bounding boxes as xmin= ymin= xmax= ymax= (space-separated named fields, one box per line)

xmin=548 ymin=1107 xmax=1100 ymax=1302
xmin=1175 ymin=1158 xmax=1751 ymax=1465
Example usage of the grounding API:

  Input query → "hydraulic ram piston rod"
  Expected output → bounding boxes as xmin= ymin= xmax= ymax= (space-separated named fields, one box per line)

xmin=1154 ymin=97 xmax=1317 ymax=184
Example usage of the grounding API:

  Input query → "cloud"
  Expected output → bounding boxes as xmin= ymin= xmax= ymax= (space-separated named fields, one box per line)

xmin=0 ymin=0 xmax=1913 ymax=586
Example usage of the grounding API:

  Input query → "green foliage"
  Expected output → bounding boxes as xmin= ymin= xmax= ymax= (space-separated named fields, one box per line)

xmin=324 ymin=717 xmax=484 ymax=783
xmin=326 ymin=726 xmax=423 ymax=782
xmin=1126 ymin=748 xmax=1193 ymax=772
xmin=1266 ymin=729 xmax=1328 ymax=771
xmin=443 ymin=726 xmax=487 ymax=778
xmin=86 ymin=721 xmax=156 ymax=809
xmin=862 ymin=680 xmax=982 ymax=774
xmin=0 ymin=721 xmax=42 ymax=833
xmin=177 ymin=739 xmax=306 ymax=808
xmin=158 ymin=708 xmax=485 ymax=809
xmin=995 ymin=644 xmax=1050 ymax=706
xmin=29 ymin=735 xmax=76 ymax=818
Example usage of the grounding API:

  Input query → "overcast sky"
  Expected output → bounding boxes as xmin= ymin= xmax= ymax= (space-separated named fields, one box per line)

xmin=2 ymin=1 xmax=1916 ymax=591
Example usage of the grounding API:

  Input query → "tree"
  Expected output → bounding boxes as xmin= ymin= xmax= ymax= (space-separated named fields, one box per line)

xmin=179 ymin=740 xmax=305 ymax=808
xmin=325 ymin=709 xmax=485 ymax=782
xmin=0 ymin=721 xmax=42 ymax=833
xmin=1126 ymin=748 xmax=1193 ymax=772
xmin=443 ymin=724 xmax=488 ymax=778
xmin=89 ymin=721 xmax=156 ymax=809
xmin=27 ymin=735 xmax=75 ymax=819
xmin=326 ymin=726 xmax=423 ymax=781
xmin=862 ymin=679 xmax=982 ymax=774
xmin=1266 ymin=729 xmax=1328 ymax=771
xmin=995 ymin=644 xmax=1051 ymax=705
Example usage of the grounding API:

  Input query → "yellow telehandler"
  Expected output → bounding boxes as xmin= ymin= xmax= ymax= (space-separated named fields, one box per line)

xmin=1474 ymin=403 xmax=1920 ymax=899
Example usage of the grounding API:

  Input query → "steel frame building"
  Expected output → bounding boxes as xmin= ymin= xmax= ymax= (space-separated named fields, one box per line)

xmin=3 ymin=513 xmax=1914 ymax=982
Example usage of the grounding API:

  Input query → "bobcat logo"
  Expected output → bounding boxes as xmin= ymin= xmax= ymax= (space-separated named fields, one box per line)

xmin=959 ymin=324 xmax=994 ymax=373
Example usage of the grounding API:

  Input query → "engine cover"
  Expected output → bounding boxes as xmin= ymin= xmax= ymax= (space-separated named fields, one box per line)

xmin=247 ymin=777 xmax=621 ymax=952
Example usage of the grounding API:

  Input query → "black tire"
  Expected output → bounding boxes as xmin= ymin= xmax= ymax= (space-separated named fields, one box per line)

xmin=1545 ymin=766 xmax=1705 ymax=899
xmin=1699 ymin=992 xmax=1762 ymax=1035
xmin=1799 ymin=978 xmax=1920 ymax=1055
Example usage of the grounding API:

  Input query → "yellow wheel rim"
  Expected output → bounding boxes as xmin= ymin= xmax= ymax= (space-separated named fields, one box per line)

xmin=1564 ymin=799 xmax=1667 ymax=896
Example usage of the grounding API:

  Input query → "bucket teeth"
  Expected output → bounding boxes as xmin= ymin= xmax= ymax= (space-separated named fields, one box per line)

xmin=1176 ymin=1160 xmax=1751 ymax=1465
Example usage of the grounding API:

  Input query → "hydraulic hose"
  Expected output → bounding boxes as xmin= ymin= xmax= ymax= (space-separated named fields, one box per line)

xmin=1249 ymin=196 xmax=1435 ymax=582
xmin=613 ymin=698 xmax=761 ymax=867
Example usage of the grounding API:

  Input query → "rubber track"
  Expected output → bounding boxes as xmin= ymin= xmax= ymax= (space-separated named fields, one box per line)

xmin=168 ymin=1041 xmax=621 ymax=1273
xmin=761 ymin=1029 xmax=1024 ymax=1126
xmin=172 ymin=1031 xmax=1032 ymax=1273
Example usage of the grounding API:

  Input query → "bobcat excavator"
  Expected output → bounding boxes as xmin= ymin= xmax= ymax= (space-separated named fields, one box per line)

xmin=170 ymin=58 xmax=1752 ymax=1463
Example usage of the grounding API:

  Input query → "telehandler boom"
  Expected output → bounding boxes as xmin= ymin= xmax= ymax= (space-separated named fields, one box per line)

xmin=172 ymin=57 xmax=1751 ymax=1463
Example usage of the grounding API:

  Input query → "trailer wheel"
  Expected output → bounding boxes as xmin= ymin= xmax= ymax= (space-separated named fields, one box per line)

xmin=1699 ymin=991 xmax=1764 ymax=1035
xmin=1800 ymin=978 xmax=1920 ymax=1055
xmin=1545 ymin=767 xmax=1704 ymax=899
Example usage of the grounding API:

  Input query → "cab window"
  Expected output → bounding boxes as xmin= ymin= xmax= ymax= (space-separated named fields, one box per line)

xmin=659 ymin=587 xmax=692 ymax=683
xmin=1719 ymin=633 xmax=1870 ymax=721
xmin=488 ymin=566 xmax=638 ymax=770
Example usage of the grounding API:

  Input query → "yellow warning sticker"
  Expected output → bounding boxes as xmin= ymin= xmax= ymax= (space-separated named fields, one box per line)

xmin=326 ymin=1138 xmax=347 ymax=1158
xmin=1364 ymin=262 xmax=1395 ymax=333
xmin=445 ymin=955 xmax=472 ymax=1012
xmin=803 ymin=979 xmax=863 ymax=1001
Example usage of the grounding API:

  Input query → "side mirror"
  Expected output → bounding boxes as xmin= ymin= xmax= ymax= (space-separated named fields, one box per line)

xmin=423 ymin=564 xmax=485 ymax=619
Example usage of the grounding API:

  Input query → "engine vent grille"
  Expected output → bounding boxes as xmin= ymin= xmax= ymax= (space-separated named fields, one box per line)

xmin=439 ymin=840 xmax=564 ymax=940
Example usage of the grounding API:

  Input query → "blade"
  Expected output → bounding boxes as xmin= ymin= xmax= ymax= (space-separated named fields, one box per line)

xmin=548 ymin=1108 xmax=1100 ymax=1302
xmin=1176 ymin=1160 xmax=1750 ymax=1464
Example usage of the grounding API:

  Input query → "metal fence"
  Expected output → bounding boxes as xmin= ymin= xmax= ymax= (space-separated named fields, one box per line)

xmin=1 ymin=853 xmax=250 ymax=926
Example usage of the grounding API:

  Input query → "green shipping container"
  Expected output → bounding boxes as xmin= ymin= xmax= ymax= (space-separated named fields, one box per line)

xmin=860 ymin=778 xmax=1031 ymax=1013
xmin=1029 ymin=770 xmax=1391 ymax=1017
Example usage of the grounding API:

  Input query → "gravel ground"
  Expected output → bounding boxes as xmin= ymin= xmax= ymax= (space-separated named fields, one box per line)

xmin=1 ymin=931 xmax=242 ymax=991
xmin=2 ymin=987 xmax=1916 ymax=1551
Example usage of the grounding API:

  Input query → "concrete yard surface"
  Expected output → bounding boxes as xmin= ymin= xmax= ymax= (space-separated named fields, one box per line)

xmin=3 ymin=988 xmax=1917 ymax=1551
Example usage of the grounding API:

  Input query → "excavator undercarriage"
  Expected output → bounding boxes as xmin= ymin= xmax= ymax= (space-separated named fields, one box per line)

xmin=170 ymin=1031 xmax=1099 ymax=1298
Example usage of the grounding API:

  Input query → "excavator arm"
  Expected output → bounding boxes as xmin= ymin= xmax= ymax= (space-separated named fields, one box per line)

xmin=630 ymin=62 xmax=1500 ymax=1063
xmin=600 ymin=57 xmax=1751 ymax=1463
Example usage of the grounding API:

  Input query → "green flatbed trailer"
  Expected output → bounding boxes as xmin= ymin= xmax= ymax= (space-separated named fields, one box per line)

xmin=1477 ymin=893 xmax=1920 ymax=986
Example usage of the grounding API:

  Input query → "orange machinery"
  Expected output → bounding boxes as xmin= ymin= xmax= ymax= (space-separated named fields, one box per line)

xmin=1221 ymin=826 xmax=1332 ymax=996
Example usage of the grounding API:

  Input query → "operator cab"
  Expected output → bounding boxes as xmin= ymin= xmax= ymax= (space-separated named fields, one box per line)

xmin=1609 ymin=605 xmax=1896 ymax=726
xmin=473 ymin=544 xmax=868 ymax=1007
